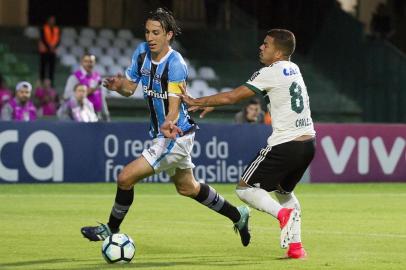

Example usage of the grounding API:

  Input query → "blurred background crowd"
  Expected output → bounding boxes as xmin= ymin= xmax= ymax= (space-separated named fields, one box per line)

xmin=0 ymin=0 xmax=405 ymax=124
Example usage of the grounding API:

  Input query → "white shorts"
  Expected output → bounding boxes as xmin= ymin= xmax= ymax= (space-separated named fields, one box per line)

xmin=142 ymin=133 xmax=195 ymax=177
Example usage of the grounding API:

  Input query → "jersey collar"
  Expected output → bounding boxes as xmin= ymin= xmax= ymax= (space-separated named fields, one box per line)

xmin=151 ymin=47 xmax=174 ymax=65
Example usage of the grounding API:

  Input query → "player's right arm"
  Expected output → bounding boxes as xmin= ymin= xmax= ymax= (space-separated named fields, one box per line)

xmin=181 ymin=84 xmax=255 ymax=108
xmin=180 ymin=67 xmax=270 ymax=111
xmin=103 ymin=43 xmax=146 ymax=97
xmin=103 ymin=74 xmax=137 ymax=97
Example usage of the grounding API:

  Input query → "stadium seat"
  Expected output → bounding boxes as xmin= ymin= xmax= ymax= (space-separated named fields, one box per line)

xmin=96 ymin=37 xmax=111 ymax=48
xmin=2 ymin=53 xmax=17 ymax=65
xmin=99 ymin=29 xmax=115 ymax=39
xmin=60 ymin=54 xmax=78 ymax=66
xmin=117 ymin=29 xmax=133 ymax=40
xmin=56 ymin=45 xmax=68 ymax=57
xmin=107 ymin=65 xmax=123 ymax=76
xmin=24 ymin=26 xmax=39 ymax=39
xmin=198 ymin=66 xmax=217 ymax=80
xmin=70 ymin=45 xmax=85 ymax=58
xmin=61 ymin=36 xmax=76 ymax=47
xmin=99 ymin=55 xmax=115 ymax=66
xmin=0 ymin=44 xmax=9 ymax=55
xmin=113 ymin=39 xmax=128 ymax=49
xmin=188 ymin=66 xmax=197 ymax=80
xmin=106 ymin=47 xmax=122 ymax=58
xmin=78 ymin=37 xmax=93 ymax=48
xmin=80 ymin=28 xmax=97 ymax=39
xmin=189 ymin=79 xmax=210 ymax=97
xmin=94 ymin=64 xmax=107 ymax=76
xmin=183 ymin=57 xmax=191 ymax=67
xmin=0 ymin=62 xmax=10 ymax=73
xmin=117 ymin=56 xmax=131 ymax=69
xmin=88 ymin=47 xmax=104 ymax=58
xmin=130 ymin=38 xmax=143 ymax=49
xmin=13 ymin=63 xmax=30 ymax=75
xmin=61 ymin=27 xmax=77 ymax=39
xmin=70 ymin=64 xmax=80 ymax=72
xmin=123 ymin=48 xmax=134 ymax=57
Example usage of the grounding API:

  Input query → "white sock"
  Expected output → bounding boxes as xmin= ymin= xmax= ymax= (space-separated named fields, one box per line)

xmin=236 ymin=187 xmax=282 ymax=218
xmin=274 ymin=191 xmax=302 ymax=243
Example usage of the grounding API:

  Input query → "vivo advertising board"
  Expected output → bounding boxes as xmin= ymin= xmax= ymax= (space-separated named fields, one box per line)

xmin=0 ymin=122 xmax=270 ymax=183
xmin=1 ymin=122 xmax=405 ymax=184
xmin=311 ymin=124 xmax=406 ymax=182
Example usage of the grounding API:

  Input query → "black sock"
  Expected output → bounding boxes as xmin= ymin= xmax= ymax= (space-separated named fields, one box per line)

xmin=107 ymin=186 xmax=134 ymax=232
xmin=194 ymin=183 xmax=241 ymax=223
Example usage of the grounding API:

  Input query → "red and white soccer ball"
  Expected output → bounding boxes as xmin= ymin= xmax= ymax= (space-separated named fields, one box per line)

xmin=101 ymin=234 xmax=136 ymax=264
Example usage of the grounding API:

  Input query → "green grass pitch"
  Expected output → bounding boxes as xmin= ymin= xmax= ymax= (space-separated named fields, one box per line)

xmin=0 ymin=183 xmax=405 ymax=270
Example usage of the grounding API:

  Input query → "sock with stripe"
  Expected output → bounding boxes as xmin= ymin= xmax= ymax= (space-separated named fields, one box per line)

xmin=194 ymin=183 xmax=241 ymax=223
xmin=236 ymin=186 xmax=282 ymax=218
xmin=107 ymin=186 xmax=134 ymax=233
xmin=274 ymin=191 xmax=302 ymax=243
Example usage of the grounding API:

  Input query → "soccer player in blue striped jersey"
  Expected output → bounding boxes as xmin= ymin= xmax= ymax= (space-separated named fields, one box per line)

xmin=81 ymin=8 xmax=251 ymax=247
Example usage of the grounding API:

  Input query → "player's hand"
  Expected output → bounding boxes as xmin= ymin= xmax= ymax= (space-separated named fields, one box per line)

xmin=178 ymin=83 xmax=214 ymax=117
xmin=188 ymin=106 xmax=215 ymax=118
xmin=160 ymin=120 xmax=183 ymax=139
xmin=103 ymin=73 xmax=124 ymax=92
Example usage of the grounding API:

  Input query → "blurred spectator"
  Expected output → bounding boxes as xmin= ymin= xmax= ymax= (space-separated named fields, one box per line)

xmin=38 ymin=16 xmax=60 ymax=85
xmin=64 ymin=54 xmax=110 ymax=121
xmin=234 ymin=98 xmax=265 ymax=124
xmin=370 ymin=3 xmax=393 ymax=39
xmin=0 ymin=74 xmax=12 ymax=112
xmin=58 ymin=84 xmax=98 ymax=122
xmin=264 ymin=111 xmax=272 ymax=125
xmin=1 ymin=81 xmax=37 ymax=121
xmin=34 ymin=79 xmax=59 ymax=117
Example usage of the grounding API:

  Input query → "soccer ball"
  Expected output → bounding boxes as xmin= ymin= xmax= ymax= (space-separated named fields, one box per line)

xmin=101 ymin=234 xmax=136 ymax=263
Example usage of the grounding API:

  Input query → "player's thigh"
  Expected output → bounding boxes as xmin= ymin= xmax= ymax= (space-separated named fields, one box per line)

xmin=280 ymin=139 xmax=316 ymax=192
xmin=171 ymin=168 xmax=200 ymax=197
xmin=119 ymin=155 xmax=155 ymax=185
xmin=240 ymin=144 xmax=294 ymax=192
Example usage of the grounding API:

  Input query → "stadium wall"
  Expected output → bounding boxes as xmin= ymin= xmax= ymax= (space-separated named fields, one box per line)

xmin=0 ymin=122 xmax=405 ymax=184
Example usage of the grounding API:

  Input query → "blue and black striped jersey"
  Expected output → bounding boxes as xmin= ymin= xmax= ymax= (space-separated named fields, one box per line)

xmin=126 ymin=42 xmax=195 ymax=139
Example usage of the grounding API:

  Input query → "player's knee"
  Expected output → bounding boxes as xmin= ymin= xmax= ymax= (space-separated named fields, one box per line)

xmin=117 ymin=171 xmax=133 ymax=189
xmin=235 ymin=186 xmax=250 ymax=203
xmin=176 ymin=183 xmax=198 ymax=197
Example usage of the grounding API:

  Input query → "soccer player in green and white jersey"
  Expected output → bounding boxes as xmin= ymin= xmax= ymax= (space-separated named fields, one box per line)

xmin=180 ymin=29 xmax=316 ymax=259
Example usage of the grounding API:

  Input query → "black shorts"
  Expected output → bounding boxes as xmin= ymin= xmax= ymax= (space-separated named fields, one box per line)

xmin=241 ymin=138 xmax=316 ymax=193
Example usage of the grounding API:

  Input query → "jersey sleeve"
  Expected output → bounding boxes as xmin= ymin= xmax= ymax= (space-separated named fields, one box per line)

xmin=167 ymin=55 xmax=188 ymax=96
xmin=125 ymin=43 xmax=146 ymax=83
xmin=244 ymin=67 xmax=274 ymax=95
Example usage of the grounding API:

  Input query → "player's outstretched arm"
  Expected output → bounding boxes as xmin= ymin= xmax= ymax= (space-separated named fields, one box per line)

xmin=103 ymin=73 xmax=138 ymax=97
xmin=180 ymin=85 xmax=255 ymax=108
xmin=178 ymin=83 xmax=214 ymax=118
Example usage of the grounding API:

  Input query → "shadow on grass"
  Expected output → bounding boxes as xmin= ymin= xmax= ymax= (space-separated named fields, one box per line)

xmin=0 ymin=256 xmax=261 ymax=269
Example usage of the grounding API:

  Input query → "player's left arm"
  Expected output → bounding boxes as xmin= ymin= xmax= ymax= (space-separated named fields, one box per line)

xmin=160 ymin=57 xmax=187 ymax=139
xmin=160 ymin=95 xmax=183 ymax=139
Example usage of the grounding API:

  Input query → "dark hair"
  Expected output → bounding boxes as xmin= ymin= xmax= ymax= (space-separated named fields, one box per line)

xmin=267 ymin=29 xmax=296 ymax=57
xmin=81 ymin=53 xmax=96 ymax=61
xmin=244 ymin=98 xmax=261 ymax=113
xmin=248 ymin=98 xmax=261 ymax=106
xmin=74 ymin=83 xmax=87 ymax=92
xmin=146 ymin=8 xmax=181 ymax=40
